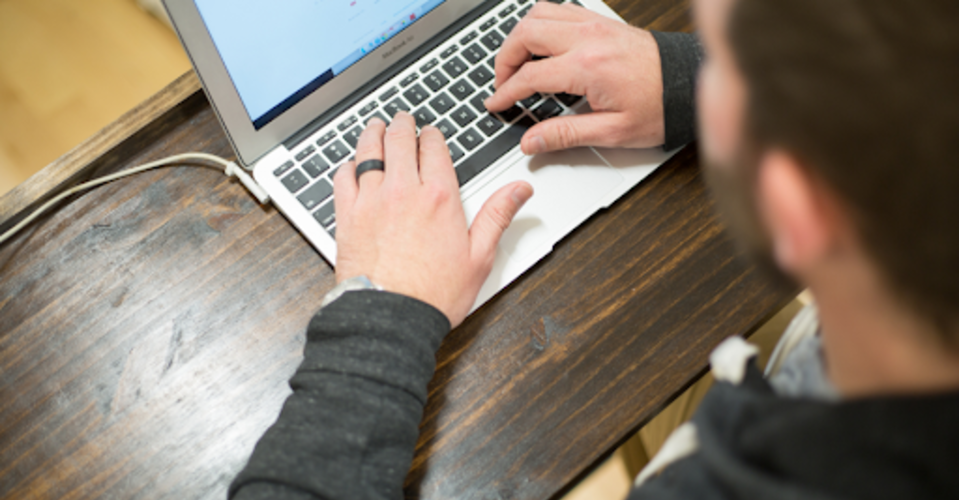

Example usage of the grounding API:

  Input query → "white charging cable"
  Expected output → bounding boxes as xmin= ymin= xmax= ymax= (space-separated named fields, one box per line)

xmin=0 ymin=152 xmax=270 ymax=246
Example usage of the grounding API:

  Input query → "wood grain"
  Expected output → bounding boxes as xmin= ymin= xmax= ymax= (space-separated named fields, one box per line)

xmin=0 ymin=0 xmax=795 ymax=499
xmin=0 ymin=71 xmax=202 ymax=236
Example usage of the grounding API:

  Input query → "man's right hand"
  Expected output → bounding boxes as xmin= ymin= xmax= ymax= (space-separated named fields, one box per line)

xmin=484 ymin=1 xmax=665 ymax=154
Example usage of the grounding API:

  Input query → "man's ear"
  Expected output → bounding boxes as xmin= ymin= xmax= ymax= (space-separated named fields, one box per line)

xmin=756 ymin=150 xmax=835 ymax=275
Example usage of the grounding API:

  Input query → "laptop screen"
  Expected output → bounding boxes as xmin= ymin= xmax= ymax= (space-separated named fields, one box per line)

xmin=196 ymin=0 xmax=446 ymax=130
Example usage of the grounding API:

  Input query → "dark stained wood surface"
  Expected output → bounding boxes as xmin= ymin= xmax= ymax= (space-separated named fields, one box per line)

xmin=0 ymin=0 xmax=795 ymax=498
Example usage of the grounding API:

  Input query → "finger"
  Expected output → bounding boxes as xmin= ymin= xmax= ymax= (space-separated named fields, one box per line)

xmin=523 ymin=0 xmax=604 ymax=23
xmin=355 ymin=117 xmax=387 ymax=190
xmin=383 ymin=112 xmax=420 ymax=186
xmin=519 ymin=111 xmax=630 ymax=154
xmin=333 ymin=159 xmax=359 ymax=226
xmin=469 ymin=181 xmax=534 ymax=263
xmin=493 ymin=18 xmax=577 ymax=91
xmin=487 ymin=54 xmax=583 ymax=112
xmin=417 ymin=125 xmax=458 ymax=190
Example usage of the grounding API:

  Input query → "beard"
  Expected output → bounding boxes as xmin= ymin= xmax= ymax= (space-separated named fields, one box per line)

xmin=701 ymin=140 xmax=798 ymax=291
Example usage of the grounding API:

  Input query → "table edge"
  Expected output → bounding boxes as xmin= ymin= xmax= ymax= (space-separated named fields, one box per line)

xmin=0 ymin=70 xmax=202 ymax=235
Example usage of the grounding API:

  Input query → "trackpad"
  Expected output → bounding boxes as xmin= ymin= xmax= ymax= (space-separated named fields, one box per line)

xmin=463 ymin=147 xmax=624 ymax=261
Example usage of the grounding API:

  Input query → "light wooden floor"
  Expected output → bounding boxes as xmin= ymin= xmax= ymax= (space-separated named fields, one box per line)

xmin=0 ymin=0 xmax=190 ymax=197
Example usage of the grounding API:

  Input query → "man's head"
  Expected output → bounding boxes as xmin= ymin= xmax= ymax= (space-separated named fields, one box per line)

xmin=695 ymin=0 xmax=959 ymax=344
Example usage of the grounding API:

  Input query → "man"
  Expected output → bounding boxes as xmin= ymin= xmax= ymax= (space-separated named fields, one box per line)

xmin=230 ymin=0 xmax=959 ymax=498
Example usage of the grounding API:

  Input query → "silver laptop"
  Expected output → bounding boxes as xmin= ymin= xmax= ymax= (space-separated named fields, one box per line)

xmin=163 ymin=0 xmax=675 ymax=310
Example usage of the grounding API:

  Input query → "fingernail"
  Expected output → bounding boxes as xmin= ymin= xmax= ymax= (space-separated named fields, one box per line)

xmin=511 ymin=184 xmax=533 ymax=205
xmin=526 ymin=136 xmax=547 ymax=155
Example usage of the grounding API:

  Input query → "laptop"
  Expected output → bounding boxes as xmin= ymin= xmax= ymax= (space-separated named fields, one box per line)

xmin=163 ymin=0 xmax=675 ymax=310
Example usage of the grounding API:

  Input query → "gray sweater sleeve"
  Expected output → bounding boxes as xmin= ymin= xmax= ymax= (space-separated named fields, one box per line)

xmin=229 ymin=290 xmax=450 ymax=500
xmin=650 ymin=31 xmax=704 ymax=151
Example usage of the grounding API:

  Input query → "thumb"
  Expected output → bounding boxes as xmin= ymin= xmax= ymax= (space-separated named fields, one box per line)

xmin=521 ymin=112 xmax=623 ymax=154
xmin=469 ymin=181 xmax=534 ymax=262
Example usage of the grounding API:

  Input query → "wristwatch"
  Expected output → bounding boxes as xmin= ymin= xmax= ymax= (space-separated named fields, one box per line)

xmin=321 ymin=275 xmax=383 ymax=308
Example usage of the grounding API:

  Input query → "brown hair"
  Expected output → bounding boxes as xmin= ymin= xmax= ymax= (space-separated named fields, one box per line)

xmin=728 ymin=0 xmax=959 ymax=343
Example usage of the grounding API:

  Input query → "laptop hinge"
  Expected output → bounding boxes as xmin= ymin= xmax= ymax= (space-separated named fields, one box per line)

xmin=283 ymin=0 xmax=504 ymax=150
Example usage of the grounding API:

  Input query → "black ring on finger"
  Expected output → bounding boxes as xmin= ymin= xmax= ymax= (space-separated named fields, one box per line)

xmin=355 ymin=159 xmax=385 ymax=181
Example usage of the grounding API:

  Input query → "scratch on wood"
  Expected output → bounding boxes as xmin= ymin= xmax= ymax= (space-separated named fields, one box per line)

xmin=163 ymin=323 xmax=183 ymax=376
xmin=531 ymin=318 xmax=549 ymax=351
xmin=110 ymin=287 xmax=128 ymax=308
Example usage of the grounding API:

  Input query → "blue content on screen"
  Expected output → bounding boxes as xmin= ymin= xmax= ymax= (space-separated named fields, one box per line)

xmin=196 ymin=0 xmax=446 ymax=130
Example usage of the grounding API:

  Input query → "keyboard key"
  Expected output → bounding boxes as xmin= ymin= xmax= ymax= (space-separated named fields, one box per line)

xmin=401 ymin=74 xmax=419 ymax=87
xmin=498 ymin=105 xmax=524 ymax=122
xmin=480 ymin=31 xmax=504 ymax=51
xmin=424 ymin=70 xmax=450 ymax=92
xmin=500 ymin=17 xmax=518 ymax=35
xmin=281 ymin=169 xmax=309 ymax=193
xmin=470 ymin=90 xmax=490 ymax=113
xmin=556 ymin=93 xmax=583 ymax=107
xmin=328 ymin=226 xmax=336 ymax=239
xmin=420 ymin=58 xmax=439 ymax=73
xmin=460 ymin=31 xmax=478 ymax=45
xmin=429 ymin=93 xmax=456 ymax=114
xmin=532 ymin=98 xmax=563 ymax=121
xmin=498 ymin=4 xmax=517 ymax=17
xmin=519 ymin=0 xmax=530 ymax=4
xmin=457 ymin=128 xmax=484 ymax=151
xmin=364 ymin=111 xmax=390 ymax=125
xmin=520 ymin=93 xmax=543 ymax=108
xmin=313 ymin=201 xmax=336 ymax=228
xmin=379 ymin=86 xmax=399 ymax=102
xmin=462 ymin=43 xmax=488 ymax=65
xmin=274 ymin=160 xmax=295 ymax=177
xmin=518 ymin=4 xmax=533 ymax=17
xmin=403 ymin=84 xmax=430 ymax=106
xmin=297 ymin=179 xmax=334 ymax=210
xmin=451 ymin=105 xmax=478 ymax=127
xmin=337 ymin=116 xmax=357 ymax=131
xmin=480 ymin=18 xmax=497 ymax=31
xmin=302 ymin=155 xmax=330 ymax=178
xmin=412 ymin=107 xmax=437 ymax=127
xmin=323 ymin=140 xmax=351 ymax=163
xmin=487 ymin=55 xmax=497 ymax=69
xmin=468 ymin=66 xmax=494 ymax=86
xmin=435 ymin=118 xmax=458 ymax=139
xmin=385 ymin=98 xmax=411 ymax=117
xmin=358 ymin=101 xmax=378 ymax=116
xmin=448 ymin=141 xmax=465 ymax=162
xmin=316 ymin=130 xmax=337 ymax=147
xmin=456 ymin=117 xmax=534 ymax=186
xmin=295 ymin=145 xmax=316 ymax=162
xmin=476 ymin=115 xmax=505 ymax=136
xmin=449 ymin=79 xmax=475 ymax=101
xmin=442 ymin=56 xmax=469 ymax=78
xmin=440 ymin=46 xmax=459 ymax=59
xmin=344 ymin=126 xmax=364 ymax=149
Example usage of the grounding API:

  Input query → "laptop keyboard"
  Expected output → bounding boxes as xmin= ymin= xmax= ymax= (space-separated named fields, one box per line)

xmin=275 ymin=0 xmax=584 ymax=240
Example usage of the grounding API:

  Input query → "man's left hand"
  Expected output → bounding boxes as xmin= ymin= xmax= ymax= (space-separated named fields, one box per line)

xmin=333 ymin=113 xmax=533 ymax=327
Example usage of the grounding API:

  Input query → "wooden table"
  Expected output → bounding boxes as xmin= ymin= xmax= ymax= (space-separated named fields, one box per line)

xmin=0 ymin=0 xmax=795 ymax=498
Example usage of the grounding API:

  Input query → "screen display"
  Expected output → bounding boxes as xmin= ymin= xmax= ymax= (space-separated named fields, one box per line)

xmin=196 ymin=0 xmax=445 ymax=129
